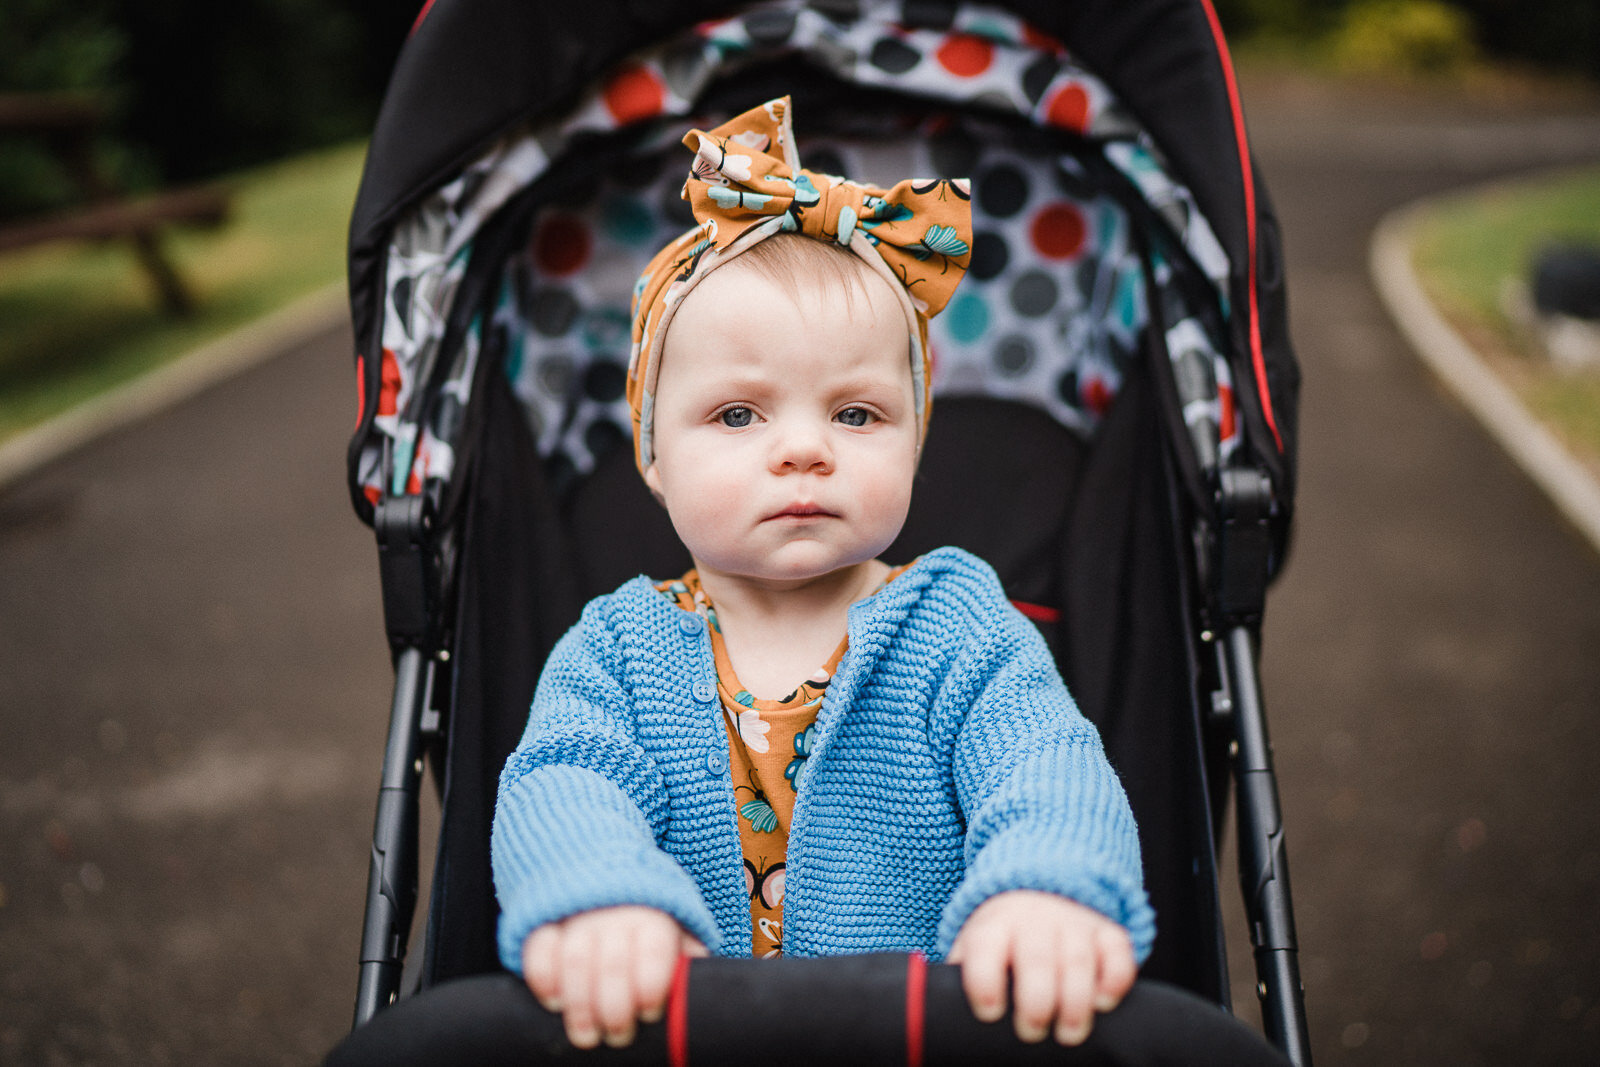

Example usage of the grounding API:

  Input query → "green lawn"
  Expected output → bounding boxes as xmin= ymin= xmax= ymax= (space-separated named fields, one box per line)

xmin=0 ymin=140 xmax=366 ymax=441
xmin=1412 ymin=165 xmax=1600 ymax=472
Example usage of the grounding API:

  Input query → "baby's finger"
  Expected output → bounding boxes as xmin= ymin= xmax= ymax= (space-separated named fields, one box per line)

xmin=593 ymin=921 xmax=637 ymax=1048
xmin=522 ymin=924 xmax=563 ymax=1011
xmin=1094 ymin=924 xmax=1137 ymax=1012
xmin=633 ymin=917 xmax=680 ymax=1025
xmin=1052 ymin=932 xmax=1095 ymax=1046
xmin=954 ymin=927 xmax=1009 ymax=1025
xmin=1010 ymin=928 xmax=1057 ymax=1043
xmin=558 ymin=922 xmax=601 ymax=1049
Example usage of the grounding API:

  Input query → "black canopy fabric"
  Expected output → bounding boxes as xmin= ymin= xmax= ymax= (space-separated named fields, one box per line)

xmin=345 ymin=0 xmax=1298 ymax=542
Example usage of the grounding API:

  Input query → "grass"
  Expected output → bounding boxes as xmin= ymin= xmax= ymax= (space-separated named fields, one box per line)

xmin=1411 ymin=165 xmax=1600 ymax=476
xmin=0 ymin=140 xmax=366 ymax=441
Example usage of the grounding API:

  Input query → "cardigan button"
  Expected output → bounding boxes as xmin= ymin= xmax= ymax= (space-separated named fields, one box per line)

xmin=705 ymin=750 xmax=726 ymax=776
xmin=692 ymin=679 xmax=716 ymax=704
xmin=678 ymin=614 xmax=702 ymax=637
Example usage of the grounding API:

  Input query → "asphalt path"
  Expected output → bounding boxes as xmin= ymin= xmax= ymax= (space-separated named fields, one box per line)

xmin=2 ymin=77 xmax=1599 ymax=1064
xmin=1236 ymin=78 xmax=1600 ymax=1065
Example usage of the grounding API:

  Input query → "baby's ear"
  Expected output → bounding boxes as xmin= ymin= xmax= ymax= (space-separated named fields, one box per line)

xmin=642 ymin=464 xmax=666 ymax=506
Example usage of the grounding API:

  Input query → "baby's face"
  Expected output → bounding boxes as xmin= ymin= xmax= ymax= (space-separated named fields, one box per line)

xmin=644 ymin=263 xmax=917 ymax=588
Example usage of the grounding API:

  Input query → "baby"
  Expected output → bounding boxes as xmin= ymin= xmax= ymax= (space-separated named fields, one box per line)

xmin=492 ymin=96 xmax=1153 ymax=1052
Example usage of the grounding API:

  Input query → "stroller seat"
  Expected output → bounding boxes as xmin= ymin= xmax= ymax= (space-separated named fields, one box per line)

xmin=339 ymin=1 xmax=1307 ymax=1062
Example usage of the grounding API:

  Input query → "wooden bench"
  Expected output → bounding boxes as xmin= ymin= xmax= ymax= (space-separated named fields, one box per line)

xmin=0 ymin=92 xmax=231 ymax=315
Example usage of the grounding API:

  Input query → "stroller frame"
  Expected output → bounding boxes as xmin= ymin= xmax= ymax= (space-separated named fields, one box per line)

xmin=344 ymin=1 xmax=1309 ymax=1062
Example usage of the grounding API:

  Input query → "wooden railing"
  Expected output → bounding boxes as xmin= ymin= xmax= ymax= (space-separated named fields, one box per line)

xmin=0 ymin=92 xmax=231 ymax=315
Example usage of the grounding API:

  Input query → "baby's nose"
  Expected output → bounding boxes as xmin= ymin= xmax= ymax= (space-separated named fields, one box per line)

xmin=770 ymin=419 xmax=833 ymax=473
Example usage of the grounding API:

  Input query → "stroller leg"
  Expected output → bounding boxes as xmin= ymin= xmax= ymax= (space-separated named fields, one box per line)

xmin=354 ymin=646 xmax=432 ymax=1027
xmin=1225 ymin=624 xmax=1311 ymax=1065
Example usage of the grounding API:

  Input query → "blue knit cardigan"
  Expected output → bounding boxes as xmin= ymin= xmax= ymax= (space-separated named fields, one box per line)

xmin=492 ymin=546 xmax=1154 ymax=970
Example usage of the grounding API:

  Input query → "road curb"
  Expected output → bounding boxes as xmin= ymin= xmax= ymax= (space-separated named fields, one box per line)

xmin=1371 ymin=197 xmax=1600 ymax=558
xmin=0 ymin=281 xmax=349 ymax=494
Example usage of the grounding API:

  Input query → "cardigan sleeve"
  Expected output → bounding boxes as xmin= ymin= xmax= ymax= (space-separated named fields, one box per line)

xmin=932 ymin=590 xmax=1156 ymax=962
xmin=491 ymin=601 xmax=722 ymax=972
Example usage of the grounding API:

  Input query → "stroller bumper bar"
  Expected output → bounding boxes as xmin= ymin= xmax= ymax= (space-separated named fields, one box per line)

xmin=331 ymin=956 xmax=1292 ymax=1066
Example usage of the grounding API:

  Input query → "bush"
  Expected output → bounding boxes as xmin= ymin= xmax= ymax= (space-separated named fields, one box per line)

xmin=1330 ymin=0 xmax=1479 ymax=76
xmin=1209 ymin=0 xmax=1336 ymax=42
xmin=0 ymin=0 xmax=132 ymax=218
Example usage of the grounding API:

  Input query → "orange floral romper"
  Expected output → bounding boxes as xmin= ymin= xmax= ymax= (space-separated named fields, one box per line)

xmin=657 ymin=565 xmax=910 ymax=956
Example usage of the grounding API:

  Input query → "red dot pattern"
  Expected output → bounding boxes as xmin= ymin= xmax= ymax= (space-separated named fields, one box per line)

xmin=378 ymin=348 xmax=402 ymax=416
xmin=1031 ymin=203 xmax=1086 ymax=260
xmin=536 ymin=215 xmax=592 ymax=277
xmin=1044 ymin=83 xmax=1090 ymax=132
xmin=936 ymin=34 xmax=994 ymax=77
xmin=603 ymin=64 xmax=666 ymax=125
xmin=1084 ymin=376 xmax=1112 ymax=415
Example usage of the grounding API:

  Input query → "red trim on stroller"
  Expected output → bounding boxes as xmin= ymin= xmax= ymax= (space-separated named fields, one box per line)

xmin=667 ymin=953 xmax=691 ymax=1067
xmin=354 ymin=354 xmax=366 ymax=430
xmin=1197 ymin=0 xmax=1284 ymax=455
xmin=1011 ymin=600 xmax=1062 ymax=624
xmin=411 ymin=0 xmax=438 ymax=36
xmin=905 ymin=951 xmax=927 ymax=1067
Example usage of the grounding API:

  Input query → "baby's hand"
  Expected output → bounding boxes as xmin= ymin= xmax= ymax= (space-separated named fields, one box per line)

xmin=521 ymin=906 xmax=708 ymax=1049
xmin=947 ymin=890 xmax=1136 ymax=1046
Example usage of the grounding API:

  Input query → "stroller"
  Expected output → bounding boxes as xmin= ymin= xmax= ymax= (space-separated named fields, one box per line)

xmin=336 ymin=0 xmax=1306 ymax=1062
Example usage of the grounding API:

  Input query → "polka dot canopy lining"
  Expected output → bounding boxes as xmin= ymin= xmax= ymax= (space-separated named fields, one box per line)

xmin=358 ymin=0 xmax=1238 ymax=501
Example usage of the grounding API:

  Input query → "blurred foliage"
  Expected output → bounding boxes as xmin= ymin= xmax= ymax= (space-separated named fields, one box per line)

xmin=0 ymin=0 xmax=413 ymax=218
xmin=1331 ymin=0 xmax=1478 ymax=76
xmin=1208 ymin=0 xmax=1336 ymax=43
xmin=0 ymin=0 xmax=126 ymax=93
xmin=3 ymin=0 xmax=1596 ymax=221
xmin=1211 ymin=0 xmax=1599 ymax=80
xmin=0 ymin=1 xmax=135 ymax=217
xmin=0 ymin=141 xmax=365 ymax=438
xmin=1458 ymin=0 xmax=1600 ymax=81
xmin=1413 ymin=166 xmax=1600 ymax=477
xmin=118 ymin=0 xmax=413 ymax=183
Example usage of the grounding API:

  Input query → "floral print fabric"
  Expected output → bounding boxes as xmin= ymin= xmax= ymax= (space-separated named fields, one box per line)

xmin=657 ymin=564 xmax=911 ymax=956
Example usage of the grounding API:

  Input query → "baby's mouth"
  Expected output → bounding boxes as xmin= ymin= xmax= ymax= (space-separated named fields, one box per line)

xmin=766 ymin=503 xmax=837 ymax=521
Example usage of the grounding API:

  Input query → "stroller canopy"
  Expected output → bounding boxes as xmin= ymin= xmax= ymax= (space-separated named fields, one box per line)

xmin=346 ymin=0 xmax=1298 ymax=542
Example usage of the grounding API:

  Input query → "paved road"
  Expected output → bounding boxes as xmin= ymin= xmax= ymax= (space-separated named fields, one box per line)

xmin=0 ymin=329 xmax=391 ymax=1064
xmin=2 ymin=78 xmax=1599 ymax=1065
xmin=1237 ymin=78 xmax=1600 ymax=1065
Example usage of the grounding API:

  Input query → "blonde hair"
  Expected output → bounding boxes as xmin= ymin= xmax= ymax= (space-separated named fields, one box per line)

xmin=725 ymin=232 xmax=885 ymax=313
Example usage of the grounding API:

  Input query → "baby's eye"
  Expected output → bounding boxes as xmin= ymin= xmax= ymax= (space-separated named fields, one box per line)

xmin=835 ymin=407 xmax=873 ymax=427
xmin=719 ymin=407 xmax=754 ymax=428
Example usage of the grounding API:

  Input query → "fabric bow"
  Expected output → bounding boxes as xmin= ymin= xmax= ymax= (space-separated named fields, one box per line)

xmin=627 ymin=95 xmax=973 ymax=472
xmin=680 ymin=96 xmax=972 ymax=316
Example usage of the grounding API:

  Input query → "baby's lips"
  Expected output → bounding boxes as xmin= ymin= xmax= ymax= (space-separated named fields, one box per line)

xmin=765 ymin=502 xmax=838 ymax=520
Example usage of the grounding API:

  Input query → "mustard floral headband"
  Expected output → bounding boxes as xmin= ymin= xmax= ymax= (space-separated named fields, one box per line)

xmin=626 ymin=95 xmax=972 ymax=472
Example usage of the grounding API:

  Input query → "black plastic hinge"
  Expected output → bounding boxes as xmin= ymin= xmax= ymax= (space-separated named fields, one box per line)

xmin=374 ymin=495 xmax=436 ymax=651
xmin=1214 ymin=468 xmax=1274 ymax=625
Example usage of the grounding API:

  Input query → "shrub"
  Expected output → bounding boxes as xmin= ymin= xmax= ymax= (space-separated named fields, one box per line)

xmin=1331 ymin=0 xmax=1479 ymax=76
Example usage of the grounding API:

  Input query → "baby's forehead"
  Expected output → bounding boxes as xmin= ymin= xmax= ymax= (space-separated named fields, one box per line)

xmin=665 ymin=267 xmax=913 ymax=367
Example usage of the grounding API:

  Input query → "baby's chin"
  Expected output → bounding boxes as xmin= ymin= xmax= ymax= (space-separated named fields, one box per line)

xmin=694 ymin=545 xmax=892 ymax=590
